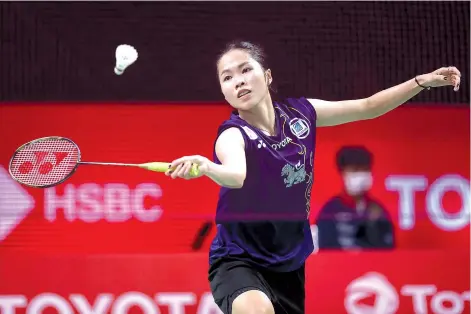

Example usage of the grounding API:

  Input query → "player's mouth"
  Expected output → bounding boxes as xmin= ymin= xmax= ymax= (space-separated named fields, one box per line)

xmin=237 ymin=89 xmax=251 ymax=98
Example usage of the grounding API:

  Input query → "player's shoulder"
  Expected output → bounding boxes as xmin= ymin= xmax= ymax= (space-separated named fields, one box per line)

xmin=216 ymin=112 xmax=260 ymax=141
xmin=275 ymin=96 xmax=311 ymax=110
xmin=216 ymin=126 xmax=245 ymax=143
xmin=214 ymin=115 xmax=259 ymax=153
xmin=278 ymin=96 xmax=311 ymax=105
xmin=275 ymin=96 xmax=317 ymax=125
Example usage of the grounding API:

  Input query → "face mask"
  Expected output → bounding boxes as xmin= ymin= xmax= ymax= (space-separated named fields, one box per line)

xmin=343 ymin=171 xmax=373 ymax=196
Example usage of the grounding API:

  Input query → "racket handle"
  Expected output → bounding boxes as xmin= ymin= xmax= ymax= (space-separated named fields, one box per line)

xmin=139 ymin=162 xmax=200 ymax=177
xmin=138 ymin=162 xmax=170 ymax=172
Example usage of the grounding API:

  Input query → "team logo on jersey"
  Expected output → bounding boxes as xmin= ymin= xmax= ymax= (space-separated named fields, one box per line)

xmin=281 ymin=162 xmax=307 ymax=188
xmin=242 ymin=126 xmax=258 ymax=140
xmin=289 ymin=118 xmax=310 ymax=139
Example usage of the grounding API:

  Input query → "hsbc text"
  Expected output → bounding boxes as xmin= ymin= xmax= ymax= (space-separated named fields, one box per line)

xmin=44 ymin=183 xmax=163 ymax=223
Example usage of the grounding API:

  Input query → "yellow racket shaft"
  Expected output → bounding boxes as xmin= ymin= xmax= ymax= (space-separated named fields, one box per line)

xmin=78 ymin=161 xmax=200 ymax=177
xmin=138 ymin=162 xmax=200 ymax=177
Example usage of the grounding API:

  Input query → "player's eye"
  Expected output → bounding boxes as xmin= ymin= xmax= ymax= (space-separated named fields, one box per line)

xmin=242 ymin=67 xmax=252 ymax=73
xmin=223 ymin=76 xmax=231 ymax=82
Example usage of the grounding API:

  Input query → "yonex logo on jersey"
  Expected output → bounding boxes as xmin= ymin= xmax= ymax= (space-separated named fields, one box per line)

xmin=289 ymin=118 xmax=310 ymax=139
xmin=271 ymin=137 xmax=292 ymax=150
xmin=257 ymin=140 xmax=266 ymax=149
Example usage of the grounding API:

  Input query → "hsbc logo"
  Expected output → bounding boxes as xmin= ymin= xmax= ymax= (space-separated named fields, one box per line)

xmin=0 ymin=166 xmax=35 ymax=241
xmin=345 ymin=272 xmax=470 ymax=314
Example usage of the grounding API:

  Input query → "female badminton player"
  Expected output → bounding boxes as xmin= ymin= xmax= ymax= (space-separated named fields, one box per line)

xmin=166 ymin=41 xmax=461 ymax=314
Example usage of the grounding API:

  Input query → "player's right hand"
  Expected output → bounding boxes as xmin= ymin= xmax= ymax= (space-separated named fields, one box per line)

xmin=166 ymin=155 xmax=211 ymax=180
xmin=419 ymin=66 xmax=461 ymax=91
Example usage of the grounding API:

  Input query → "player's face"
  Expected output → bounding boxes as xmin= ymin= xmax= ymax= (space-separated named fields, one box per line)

xmin=217 ymin=49 xmax=272 ymax=111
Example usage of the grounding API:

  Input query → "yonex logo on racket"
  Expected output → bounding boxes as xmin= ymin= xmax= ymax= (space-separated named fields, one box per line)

xmin=9 ymin=137 xmax=80 ymax=187
xmin=18 ymin=151 xmax=69 ymax=175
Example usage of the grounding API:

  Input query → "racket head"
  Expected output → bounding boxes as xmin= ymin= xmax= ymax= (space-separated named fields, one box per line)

xmin=8 ymin=136 xmax=81 ymax=188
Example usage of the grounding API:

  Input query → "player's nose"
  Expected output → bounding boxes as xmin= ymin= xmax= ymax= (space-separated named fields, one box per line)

xmin=235 ymin=77 xmax=246 ymax=90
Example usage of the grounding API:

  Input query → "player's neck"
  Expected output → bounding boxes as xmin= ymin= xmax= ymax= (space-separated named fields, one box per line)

xmin=238 ymin=94 xmax=276 ymax=136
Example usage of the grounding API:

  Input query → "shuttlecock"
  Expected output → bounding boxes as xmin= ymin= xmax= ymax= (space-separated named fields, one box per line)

xmin=114 ymin=44 xmax=138 ymax=75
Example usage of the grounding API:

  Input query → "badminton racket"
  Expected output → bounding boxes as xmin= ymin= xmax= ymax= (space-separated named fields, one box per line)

xmin=8 ymin=136 xmax=200 ymax=188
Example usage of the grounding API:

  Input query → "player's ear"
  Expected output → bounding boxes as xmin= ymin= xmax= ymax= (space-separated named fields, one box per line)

xmin=265 ymin=69 xmax=273 ymax=86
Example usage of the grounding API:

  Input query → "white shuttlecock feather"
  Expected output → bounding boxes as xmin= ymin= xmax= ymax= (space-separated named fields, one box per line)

xmin=114 ymin=44 xmax=138 ymax=75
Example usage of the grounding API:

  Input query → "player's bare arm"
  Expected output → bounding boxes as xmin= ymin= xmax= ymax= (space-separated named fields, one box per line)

xmin=310 ymin=66 xmax=461 ymax=127
xmin=167 ymin=127 xmax=247 ymax=188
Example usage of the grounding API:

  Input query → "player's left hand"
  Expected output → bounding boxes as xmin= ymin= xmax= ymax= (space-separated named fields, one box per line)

xmin=166 ymin=155 xmax=211 ymax=180
xmin=419 ymin=66 xmax=461 ymax=91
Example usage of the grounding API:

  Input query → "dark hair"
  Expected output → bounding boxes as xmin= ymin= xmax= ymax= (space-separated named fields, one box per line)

xmin=336 ymin=145 xmax=373 ymax=171
xmin=217 ymin=40 xmax=277 ymax=95
xmin=217 ymin=40 xmax=268 ymax=71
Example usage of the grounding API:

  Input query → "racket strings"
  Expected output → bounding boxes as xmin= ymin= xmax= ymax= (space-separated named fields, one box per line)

xmin=10 ymin=138 xmax=79 ymax=187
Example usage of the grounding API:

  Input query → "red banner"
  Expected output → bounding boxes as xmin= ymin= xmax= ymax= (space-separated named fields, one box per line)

xmin=0 ymin=251 xmax=469 ymax=314
xmin=0 ymin=103 xmax=469 ymax=253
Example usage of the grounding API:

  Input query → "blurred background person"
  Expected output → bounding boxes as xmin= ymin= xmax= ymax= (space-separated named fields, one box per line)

xmin=315 ymin=145 xmax=395 ymax=250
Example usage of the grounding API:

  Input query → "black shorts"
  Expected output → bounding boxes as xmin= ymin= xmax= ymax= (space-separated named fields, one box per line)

xmin=208 ymin=258 xmax=305 ymax=314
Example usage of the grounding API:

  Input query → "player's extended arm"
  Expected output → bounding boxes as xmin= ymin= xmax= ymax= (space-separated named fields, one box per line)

xmin=206 ymin=127 xmax=247 ymax=189
xmin=167 ymin=127 xmax=246 ymax=187
xmin=309 ymin=67 xmax=461 ymax=127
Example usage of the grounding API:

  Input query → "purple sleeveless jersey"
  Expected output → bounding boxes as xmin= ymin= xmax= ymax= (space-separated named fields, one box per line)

xmin=209 ymin=97 xmax=317 ymax=272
